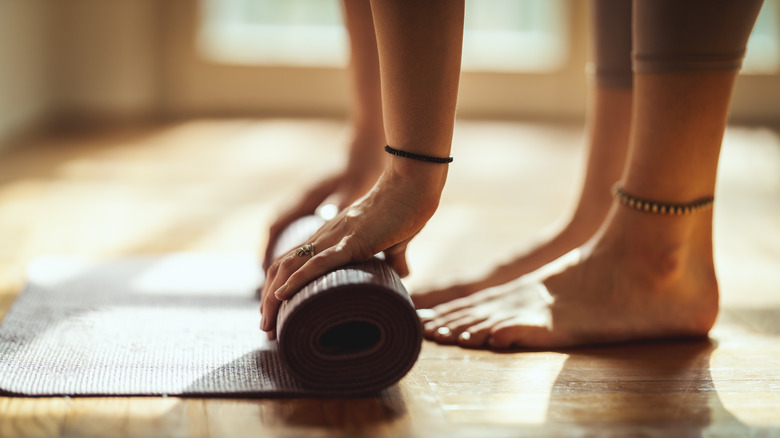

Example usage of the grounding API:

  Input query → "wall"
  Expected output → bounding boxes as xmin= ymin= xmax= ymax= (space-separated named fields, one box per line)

xmin=152 ymin=0 xmax=780 ymax=124
xmin=0 ymin=0 xmax=778 ymax=147
xmin=156 ymin=0 xmax=350 ymax=118
xmin=48 ymin=0 xmax=162 ymax=122
xmin=0 ymin=0 xmax=50 ymax=146
xmin=157 ymin=0 xmax=590 ymax=121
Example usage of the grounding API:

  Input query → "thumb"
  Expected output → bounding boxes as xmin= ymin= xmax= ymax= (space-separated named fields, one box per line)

xmin=384 ymin=240 xmax=411 ymax=277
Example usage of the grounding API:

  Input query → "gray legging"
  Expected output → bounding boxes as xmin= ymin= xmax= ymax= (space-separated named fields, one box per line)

xmin=592 ymin=0 xmax=764 ymax=89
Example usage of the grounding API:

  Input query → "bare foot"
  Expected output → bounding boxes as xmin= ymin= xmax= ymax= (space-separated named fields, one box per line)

xmin=411 ymin=220 xmax=599 ymax=309
xmin=411 ymin=193 xmax=618 ymax=310
xmin=420 ymin=205 xmax=719 ymax=349
xmin=412 ymin=87 xmax=633 ymax=310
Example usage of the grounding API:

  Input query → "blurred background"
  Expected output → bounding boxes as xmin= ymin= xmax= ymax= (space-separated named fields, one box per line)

xmin=2 ymin=3 xmax=780 ymax=435
xmin=2 ymin=0 xmax=780 ymax=147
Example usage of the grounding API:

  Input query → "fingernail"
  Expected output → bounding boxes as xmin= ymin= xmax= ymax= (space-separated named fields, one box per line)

xmin=274 ymin=285 xmax=287 ymax=300
xmin=459 ymin=331 xmax=471 ymax=342
xmin=424 ymin=322 xmax=437 ymax=332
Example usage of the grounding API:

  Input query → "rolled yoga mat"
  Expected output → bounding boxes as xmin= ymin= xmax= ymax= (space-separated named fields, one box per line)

xmin=272 ymin=215 xmax=423 ymax=394
xmin=0 ymin=217 xmax=421 ymax=396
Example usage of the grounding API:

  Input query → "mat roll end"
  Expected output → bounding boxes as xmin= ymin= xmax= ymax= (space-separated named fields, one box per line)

xmin=274 ymin=217 xmax=423 ymax=395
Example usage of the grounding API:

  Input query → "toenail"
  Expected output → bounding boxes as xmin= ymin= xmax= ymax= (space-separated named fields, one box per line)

xmin=416 ymin=309 xmax=436 ymax=319
xmin=436 ymin=327 xmax=451 ymax=337
xmin=459 ymin=331 xmax=471 ymax=342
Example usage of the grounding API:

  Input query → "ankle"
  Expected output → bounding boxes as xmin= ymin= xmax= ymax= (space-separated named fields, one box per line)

xmin=604 ymin=207 xmax=715 ymax=285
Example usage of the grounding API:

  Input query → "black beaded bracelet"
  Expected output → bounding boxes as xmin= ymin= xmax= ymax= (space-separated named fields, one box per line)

xmin=612 ymin=183 xmax=714 ymax=215
xmin=384 ymin=145 xmax=453 ymax=164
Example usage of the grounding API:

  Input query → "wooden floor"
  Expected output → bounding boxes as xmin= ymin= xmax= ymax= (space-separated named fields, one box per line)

xmin=1 ymin=118 xmax=779 ymax=437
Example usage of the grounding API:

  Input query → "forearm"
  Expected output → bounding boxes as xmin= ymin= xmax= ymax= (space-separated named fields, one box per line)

xmin=370 ymin=0 xmax=464 ymax=174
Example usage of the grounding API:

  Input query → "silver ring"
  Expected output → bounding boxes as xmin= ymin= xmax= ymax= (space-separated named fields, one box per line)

xmin=296 ymin=243 xmax=315 ymax=257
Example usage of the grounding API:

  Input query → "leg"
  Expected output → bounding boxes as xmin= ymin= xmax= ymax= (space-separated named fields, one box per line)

xmin=338 ymin=0 xmax=386 ymax=202
xmin=263 ymin=0 xmax=384 ymax=269
xmin=412 ymin=0 xmax=633 ymax=309
xmin=261 ymin=0 xmax=464 ymax=337
xmin=424 ymin=0 xmax=763 ymax=348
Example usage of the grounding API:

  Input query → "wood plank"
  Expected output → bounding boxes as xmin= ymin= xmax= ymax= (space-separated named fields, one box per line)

xmin=125 ymin=398 xmax=208 ymax=438
xmin=61 ymin=398 xmax=128 ymax=438
xmin=0 ymin=398 xmax=69 ymax=438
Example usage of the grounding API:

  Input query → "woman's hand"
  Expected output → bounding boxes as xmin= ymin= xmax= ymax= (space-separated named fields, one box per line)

xmin=262 ymin=159 xmax=383 ymax=271
xmin=260 ymin=162 xmax=447 ymax=339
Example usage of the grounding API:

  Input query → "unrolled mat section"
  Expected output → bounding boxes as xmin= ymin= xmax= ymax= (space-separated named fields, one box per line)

xmin=0 ymin=217 xmax=422 ymax=396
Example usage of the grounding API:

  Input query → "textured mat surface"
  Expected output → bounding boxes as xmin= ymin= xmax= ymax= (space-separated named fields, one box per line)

xmin=272 ymin=216 xmax=423 ymax=394
xmin=0 ymin=249 xmax=421 ymax=396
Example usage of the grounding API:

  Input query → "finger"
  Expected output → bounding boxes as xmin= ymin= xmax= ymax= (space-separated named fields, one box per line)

xmin=274 ymin=241 xmax=361 ymax=301
xmin=259 ymin=261 xmax=281 ymax=315
xmin=263 ymin=221 xmax=289 ymax=271
xmin=262 ymin=209 xmax=313 ymax=271
xmin=269 ymin=247 xmax=312 ymax=299
xmin=384 ymin=240 xmax=410 ymax=277
xmin=261 ymin=285 xmax=282 ymax=332
xmin=260 ymin=255 xmax=294 ymax=331
xmin=262 ymin=176 xmax=341 ymax=270
xmin=262 ymin=230 xmax=332 ymax=330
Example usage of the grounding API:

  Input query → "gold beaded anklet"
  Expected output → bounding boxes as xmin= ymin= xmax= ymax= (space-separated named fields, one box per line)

xmin=612 ymin=183 xmax=714 ymax=215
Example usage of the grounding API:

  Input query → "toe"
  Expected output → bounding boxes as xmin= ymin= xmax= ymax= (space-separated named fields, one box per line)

xmin=488 ymin=318 xmax=553 ymax=349
xmin=418 ymin=299 xmax=470 ymax=326
xmin=428 ymin=296 xmax=475 ymax=320
xmin=416 ymin=308 xmax=436 ymax=322
xmin=431 ymin=315 xmax=488 ymax=345
xmin=457 ymin=317 xmax=510 ymax=348
xmin=423 ymin=308 xmax=474 ymax=339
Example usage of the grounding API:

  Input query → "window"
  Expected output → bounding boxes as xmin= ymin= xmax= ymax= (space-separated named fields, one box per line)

xmin=198 ymin=0 xmax=779 ymax=74
xmin=198 ymin=0 xmax=347 ymax=67
xmin=198 ymin=0 xmax=568 ymax=72
xmin=744 ymin=0 xmax=780 ymax=74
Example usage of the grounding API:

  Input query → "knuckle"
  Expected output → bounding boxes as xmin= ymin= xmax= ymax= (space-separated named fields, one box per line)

xmin=278 ymin=254 xmax=299 ymax=271
xmin=263 ymin=287 xmax=280 ymax=303
xmin=339 ymin=235 xmax=372 ymax=261
xmin=305 ymin=254 xmax=329 ymax=271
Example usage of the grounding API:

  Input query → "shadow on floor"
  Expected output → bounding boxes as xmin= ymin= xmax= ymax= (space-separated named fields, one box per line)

xmin=546 ymin=339 xmax=768 ymax=436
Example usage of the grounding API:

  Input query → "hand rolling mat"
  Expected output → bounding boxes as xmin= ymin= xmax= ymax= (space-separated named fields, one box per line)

xmin=0 ymin=221 xmax=422 ymax=396
xmin=272 ymin=216 xmax=423 ymax=394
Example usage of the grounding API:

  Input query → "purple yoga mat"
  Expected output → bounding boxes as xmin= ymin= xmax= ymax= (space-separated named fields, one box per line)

xmin=0 ymin=217 xmax=421 ymax=396
xmin=272 ymin=216 xmax=423 ymax=394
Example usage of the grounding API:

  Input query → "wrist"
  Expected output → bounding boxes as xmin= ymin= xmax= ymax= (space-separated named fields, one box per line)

xmin=382 ymin=156 xmax=448 ymax=214
xmin=345 ymin=138 xmax=386 ymax=175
